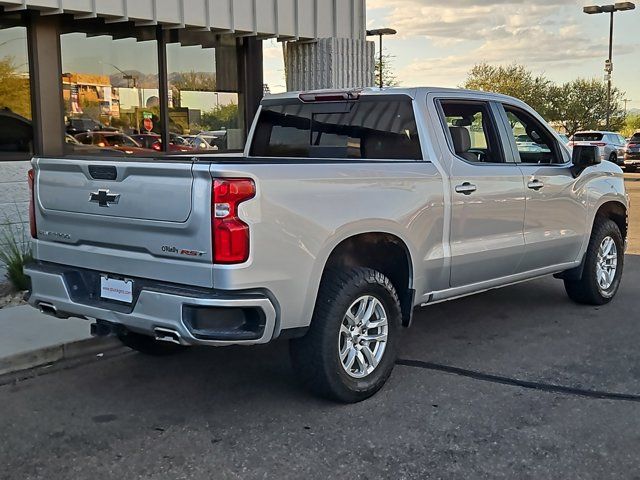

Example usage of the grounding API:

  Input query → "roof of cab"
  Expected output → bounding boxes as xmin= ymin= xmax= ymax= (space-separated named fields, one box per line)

xmin=263 ymin=86 xmax=528 ymax=105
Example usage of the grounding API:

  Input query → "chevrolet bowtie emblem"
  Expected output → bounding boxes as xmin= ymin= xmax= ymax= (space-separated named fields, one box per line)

xmin=89 ymin=189 xmax=120 ymax=207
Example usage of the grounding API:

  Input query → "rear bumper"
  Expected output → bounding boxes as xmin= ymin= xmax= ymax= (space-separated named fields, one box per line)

xmin=24 ymin=262 xmax=277 ymax=346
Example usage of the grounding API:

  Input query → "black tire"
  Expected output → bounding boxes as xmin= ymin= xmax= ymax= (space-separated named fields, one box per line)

xmin=564 ymin=218 xmax=624 ymax=305
xmin=118 ymin=331 xmax=186 ymax=356
xmin=626 ymin=166 xmax=637 ymax=173
xmin=290 ymin=267 xmax=401 ymax=403
xmin=609 ymin=153 xmax=618 ymax=165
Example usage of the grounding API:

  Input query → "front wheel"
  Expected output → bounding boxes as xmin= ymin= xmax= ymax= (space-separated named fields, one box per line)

xmin=564 ymin=218 xmax=624 ymax=305
xmin=290 ymin=267 xmax=401 ymax=403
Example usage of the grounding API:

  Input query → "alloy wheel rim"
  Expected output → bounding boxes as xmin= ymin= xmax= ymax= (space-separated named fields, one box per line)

xmin=338 ymin=295 xmax=389 ymax=379
xmin=596 ymin=236 xmax=618 ymax=291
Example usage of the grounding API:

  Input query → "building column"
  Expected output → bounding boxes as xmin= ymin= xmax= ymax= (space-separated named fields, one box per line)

xmin=238 ymin=37 xmax=264 ymax=137
xmin=284 ymin=38 xmax=375 ymax=91
xmin=27 ymin=13 xmax=65 ymax=157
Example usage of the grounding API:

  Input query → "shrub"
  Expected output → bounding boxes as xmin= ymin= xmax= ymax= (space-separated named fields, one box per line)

xmin=0 ymin=210 xmax=32 ymax=292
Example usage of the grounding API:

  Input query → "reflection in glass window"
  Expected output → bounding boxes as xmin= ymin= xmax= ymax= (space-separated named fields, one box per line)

xmin=250 ymin=97 xmax=422 ymax=160
xmin=167 ymin=39 xmax=244 ymax=153
xmin=60 ymin=30 xmax=161 ymax=156
xmin=0 ymin=20 xmax=32 ymax=157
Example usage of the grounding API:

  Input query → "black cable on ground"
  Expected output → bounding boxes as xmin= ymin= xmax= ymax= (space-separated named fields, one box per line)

xmin=396 ymin=358 xmax=640 ymax=403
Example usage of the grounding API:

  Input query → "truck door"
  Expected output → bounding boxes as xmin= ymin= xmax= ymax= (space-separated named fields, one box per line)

xmin=496 ymin=103 xmax=588 ymax=271
xmin=437 ymin=100 xmax=526 ymax=287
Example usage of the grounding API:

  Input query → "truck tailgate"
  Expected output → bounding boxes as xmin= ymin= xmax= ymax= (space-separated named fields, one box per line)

xmin=32 ymin=157 xmax=215 ymax=288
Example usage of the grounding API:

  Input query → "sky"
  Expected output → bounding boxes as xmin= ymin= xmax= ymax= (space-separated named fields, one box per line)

xmin=264 ymin=0 xmax=640 ymax=110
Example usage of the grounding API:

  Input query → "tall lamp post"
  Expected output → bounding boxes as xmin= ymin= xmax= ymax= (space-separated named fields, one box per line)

xmin=583 ymin=2 xmax=636 ymax=129
xmin=366 ymin=28 xmax=397 ymax=89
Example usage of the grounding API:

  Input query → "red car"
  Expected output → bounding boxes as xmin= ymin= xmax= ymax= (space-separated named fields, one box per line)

xmin=74 ymin=132 xmax=152 ymax=156
xmin=131 ymin=134 xmax=194 ymax=152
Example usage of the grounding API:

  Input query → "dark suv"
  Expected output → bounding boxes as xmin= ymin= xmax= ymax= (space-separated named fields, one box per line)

xmin=624 ymin=132 xmax=640 ymax=172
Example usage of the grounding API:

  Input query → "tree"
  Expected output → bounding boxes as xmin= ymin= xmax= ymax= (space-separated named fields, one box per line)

xmin=0 ymin=57 xmax=31 ymax=119
xmin=375 ymin=52 xmax=399 ymax=88
xmin=621 ymin=114 xmax=640 ymax=137
xmin=200 ymin=103 xmax=240 ymax=131
xmin=548 ymin=79 xmax=626 ymax=136
xmin=463 ymin=63 xmax=554 ymax=118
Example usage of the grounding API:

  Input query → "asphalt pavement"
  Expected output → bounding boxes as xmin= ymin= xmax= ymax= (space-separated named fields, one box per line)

xmin=0 ymin=177 xmax=639 ymax=479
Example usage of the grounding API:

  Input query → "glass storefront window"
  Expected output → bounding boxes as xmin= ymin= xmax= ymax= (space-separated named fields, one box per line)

xmin=0 ymin=18 xmax=32 ymax=158
xmin=167 ymin=36 xmax=244 ymax=153
xmin=60 ymin=29 xmax=161 ymax=156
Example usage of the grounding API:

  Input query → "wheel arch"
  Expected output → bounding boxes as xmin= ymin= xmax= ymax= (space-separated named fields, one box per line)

xmin=594 ymin=200 xmax=628 ymax=244
xmin=318 ymin=231 xmax=416 ymax=327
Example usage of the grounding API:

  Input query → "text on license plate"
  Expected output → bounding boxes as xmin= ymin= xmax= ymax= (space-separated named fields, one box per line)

xmin=100 ymin=276 xmax=133 ymax=303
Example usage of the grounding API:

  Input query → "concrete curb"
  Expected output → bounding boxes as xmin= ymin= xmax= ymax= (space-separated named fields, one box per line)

xmin=0 ymin=337 xmax=122 ymax=377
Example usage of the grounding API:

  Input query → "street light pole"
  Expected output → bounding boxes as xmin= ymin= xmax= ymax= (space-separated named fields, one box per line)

xmin=583 ymin=2 xmax=636 ymax=130
xmin=366 ymin=28 xmax=397 ymax=89
xmin=607 ymin=9 xmax=614 ymax=129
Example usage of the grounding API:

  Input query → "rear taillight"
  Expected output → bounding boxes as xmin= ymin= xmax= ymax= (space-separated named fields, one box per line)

xmin=591 ymin=142 xmax=607 ymax=147
xmin=212 ymin=178 xmax=256 ymax=264
xmin=27 ymin=169 xmax=36 ymax=238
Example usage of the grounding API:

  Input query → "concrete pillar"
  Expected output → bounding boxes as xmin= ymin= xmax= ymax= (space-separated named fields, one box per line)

xmin=284 ymin=38 xmax=375 ymax=91
xmin=27 ymin=13 xmax=65 ymax=157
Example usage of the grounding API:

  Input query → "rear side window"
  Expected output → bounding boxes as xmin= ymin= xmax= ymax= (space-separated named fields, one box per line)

xmin=631 ymin=134 xmax=640 ymax=142
xmin=573 ymin=133 xmax=604 ymax=142
xmin=250 ymin=97 xmax=422 ymax=160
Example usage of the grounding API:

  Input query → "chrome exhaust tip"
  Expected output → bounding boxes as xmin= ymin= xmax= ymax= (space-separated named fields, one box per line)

xmin=154 ymin=327 xmax=182 ymax=345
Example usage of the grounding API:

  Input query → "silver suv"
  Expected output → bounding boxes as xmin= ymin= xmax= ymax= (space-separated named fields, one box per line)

xmin=570 ymin=131 xmax=626 ymax=166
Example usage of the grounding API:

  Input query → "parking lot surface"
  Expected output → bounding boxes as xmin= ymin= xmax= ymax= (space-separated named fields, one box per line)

xmin=0 ymin=176 xmax=639 ymax=479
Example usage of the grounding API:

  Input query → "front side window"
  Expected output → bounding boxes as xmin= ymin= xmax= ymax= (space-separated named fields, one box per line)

xmin=60 ymin=28 xmax=160 ymax=156
xmin=250 ymin=96 xmax=422 ymax=160
xmin=503 ymin=106 xmax=562 ymax=164
xmin=439 ymin=101 xmax=504 ymax=163
xmin=0 ymin=18 xmax=32 ymax=158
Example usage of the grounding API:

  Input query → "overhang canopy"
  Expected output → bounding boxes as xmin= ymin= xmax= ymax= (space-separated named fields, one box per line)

xmin=0 ymin=0 xmax=366 ymax=40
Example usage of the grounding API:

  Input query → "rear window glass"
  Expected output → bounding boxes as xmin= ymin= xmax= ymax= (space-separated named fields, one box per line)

xmin=630 ymin=134 xmax=640 ymax=142
xmin=250 ymin=97 xmax=422 ymax=160
xmin=573 ymin=133 xmax=604 ymax=141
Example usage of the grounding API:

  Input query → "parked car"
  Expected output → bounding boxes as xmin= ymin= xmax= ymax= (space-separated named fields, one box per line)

xmin=185 ymin=134 xmax=219 ymax=151
xmin=66 ymin=118 xmax=118 ymax=136
xmin=569 ymin=131 xmax=626 ymax=166
xmin=74 ymin=131 xmax=151 ymax=155
xmin=623 ymin=131 xmax=640 ymax=172
xmin=26 ymin=88 xmax=628 ymax=403
xmin=131 ymin=133 xmax=194 ymax=152
xmin=0 ymin=108 xmax=32 ymax=153
xmin=515 ymin=134 xmax=548 ymax=153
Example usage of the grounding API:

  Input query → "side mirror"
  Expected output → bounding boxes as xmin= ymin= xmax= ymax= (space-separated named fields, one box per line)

xmin=571 ymin=145 xmax=601 ymax=175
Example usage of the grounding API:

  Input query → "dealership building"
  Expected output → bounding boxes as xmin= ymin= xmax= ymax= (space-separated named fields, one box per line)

xmin=0 ymin=0 xmax=373 ymax=275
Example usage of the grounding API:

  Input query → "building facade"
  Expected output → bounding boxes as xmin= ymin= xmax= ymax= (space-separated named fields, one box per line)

xmin=0 ymin=0 xmax=372 ymax=278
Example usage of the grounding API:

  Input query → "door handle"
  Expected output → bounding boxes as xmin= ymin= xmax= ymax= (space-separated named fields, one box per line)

xmin=527 ymin=180 xmax=544 ymax=191
xmin=455 ymin=182 xmax=477 ymax=195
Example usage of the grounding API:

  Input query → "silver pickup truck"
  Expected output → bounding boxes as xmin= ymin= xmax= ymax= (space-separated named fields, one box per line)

xmin=25 ymin=88 xmax=628 ymax=402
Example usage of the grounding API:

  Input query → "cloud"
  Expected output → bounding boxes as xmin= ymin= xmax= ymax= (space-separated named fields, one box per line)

xmin=373 ymin=0 xmax=638 ymax=88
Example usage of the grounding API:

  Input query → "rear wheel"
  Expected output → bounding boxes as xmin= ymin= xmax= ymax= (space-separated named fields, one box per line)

xmin=290 ymin=267 xmax=401 ymax=403
xmin=609 ymin=153 xmax=618 ymax=164
xmin=118 ymin=331 xmax=185 ymax=356
xmin=564 ymin=218 xmax=624 ymax=305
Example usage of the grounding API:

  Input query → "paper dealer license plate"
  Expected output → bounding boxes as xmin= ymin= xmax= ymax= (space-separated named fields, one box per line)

xmin=100 ymin=276 xmax=133 ymax=304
